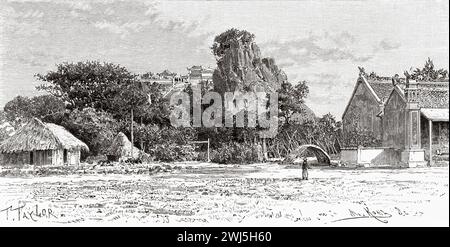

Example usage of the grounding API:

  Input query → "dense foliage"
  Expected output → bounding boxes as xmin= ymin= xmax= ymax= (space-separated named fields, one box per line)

xmin=210 ymin=142 xmax=259 ymax=164
xmin=410 ymin=58 xmax=448 ymax=81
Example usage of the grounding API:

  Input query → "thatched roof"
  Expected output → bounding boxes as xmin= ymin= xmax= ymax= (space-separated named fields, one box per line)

xmin=0 ymin=118 xmax=89 ymax=153
xmin=106 ymin=132 xmax=141 ymax=158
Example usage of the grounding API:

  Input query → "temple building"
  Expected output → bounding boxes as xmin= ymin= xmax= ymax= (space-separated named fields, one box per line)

xmin=341 ymin=70 xmax=449 ymax=167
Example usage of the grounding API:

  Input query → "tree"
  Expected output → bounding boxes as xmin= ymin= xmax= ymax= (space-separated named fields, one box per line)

xmin=30 ymin=95 xmax=66 ymax=124
xmin=211 ymin=28 xmax=255 ymax=59
xmin=277 ymin=81 xmax=310 ymax=125
xmin=112 ymin=80 xmax=150 ymax=157
xmin=411 ymin=58 xmax=448 ymax=81
xmin=35 ymin=61 xmax=139 ymax=112
xmin=61 ymin=108 xmax=119 ymax=156
xmin=0 ymin=111 xmax=14 ymax=142
xmin=137 ymin=82 xmax=171 ymax=126
xmin=3 ymin=96 xmax=33 ymax=128
xmin=3 ymin=95 xmax=66 ymax=128
xmin=316 ymin=113 xmax=340 ymax=154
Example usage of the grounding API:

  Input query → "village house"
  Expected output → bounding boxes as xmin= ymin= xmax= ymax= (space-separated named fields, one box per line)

xmin=341 ymin=70 xmax=449 ymax=167
xmin=0 ymin=118 xmax=89 ymax=166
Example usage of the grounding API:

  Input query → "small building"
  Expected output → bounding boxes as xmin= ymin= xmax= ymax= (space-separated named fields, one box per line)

xmin=0 ymin=118 xmax=89 ymax=166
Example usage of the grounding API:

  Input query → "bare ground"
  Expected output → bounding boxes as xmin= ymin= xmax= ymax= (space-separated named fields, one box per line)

xmin=0 ymin=162 xmax=448 ymax=226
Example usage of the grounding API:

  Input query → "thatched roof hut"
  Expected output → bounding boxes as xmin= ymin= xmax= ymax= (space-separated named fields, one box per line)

xmin=0 ymin=118 xmax=88 ymax=166
xmin=106 ymin=132 xmax=141 ymax=161
xmin=0 ymin=118 xmax=88 ymax=153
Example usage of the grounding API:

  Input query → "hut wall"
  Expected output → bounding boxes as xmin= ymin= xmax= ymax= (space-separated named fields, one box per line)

xmin=0 ymin=152 xmax=30 ymax=166
xmin=33 ymin=150 xmax=53 ymax=166
xmin=52 ymin=149 xmax=64 ymax=166
xmin=51 ymin=149 xmax=81 ymax=166
xmin=68 ymin=149 xmax=81 ymax=166
xmin=1 ymin=149 xmax=81 ymax=166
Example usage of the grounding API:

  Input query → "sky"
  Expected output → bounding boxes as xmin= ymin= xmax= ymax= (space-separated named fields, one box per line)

xmin=0 ymin=0 xmax=448 ymax=119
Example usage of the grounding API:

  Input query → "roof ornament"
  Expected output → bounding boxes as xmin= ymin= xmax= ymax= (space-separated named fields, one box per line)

xmin=358 ymin=66 xmax=366 ymax=77
xmin=392 ymin=74 xmax=400 ymax=86
xmin=404 ymin=70 xmax=411 ymax=88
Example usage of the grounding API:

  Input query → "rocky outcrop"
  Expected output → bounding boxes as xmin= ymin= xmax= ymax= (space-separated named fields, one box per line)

xmin=212 ymin=33 xmax=287 ymax=95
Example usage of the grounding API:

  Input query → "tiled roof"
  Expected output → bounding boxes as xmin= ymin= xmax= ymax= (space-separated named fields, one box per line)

xmin=366 ymin=79 xmax=395 ymax=103
xmin=189 ymin=65 xmax=203 ymax=70
xmin=396 ymin=82 xmax=449 ymax=108
xmin=418 ymin=86 xmax=449 ymax=108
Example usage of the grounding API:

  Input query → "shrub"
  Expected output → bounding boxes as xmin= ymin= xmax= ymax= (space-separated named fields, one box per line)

xmin=211 ymin=142 xmax=258 ymax=164
xmin=149 ymin=143 xmax=197 ymax=162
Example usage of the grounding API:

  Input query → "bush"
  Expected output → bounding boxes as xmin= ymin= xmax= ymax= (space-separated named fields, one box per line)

xmin=149 ymin=143 xmax=197 ymax=162
xmin=211 ymin=142 xmax=258 ymax=164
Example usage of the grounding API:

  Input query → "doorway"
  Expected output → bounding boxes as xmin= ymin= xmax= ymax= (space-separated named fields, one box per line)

xmin=30 ymin=152 xmax=34 ymax=165
xmin=63 ymin=149 xmax=68 ymax=164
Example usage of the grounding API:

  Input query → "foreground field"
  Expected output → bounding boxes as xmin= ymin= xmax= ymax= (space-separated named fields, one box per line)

xmin=0 ymin=163 xmax=448 ymax=226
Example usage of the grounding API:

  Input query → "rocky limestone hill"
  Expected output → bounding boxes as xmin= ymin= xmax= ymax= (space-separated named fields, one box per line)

xmin=212 ymin=29 xmax=288 ymax=94
xmin=211 ymin=29 xmax=315 ymax=123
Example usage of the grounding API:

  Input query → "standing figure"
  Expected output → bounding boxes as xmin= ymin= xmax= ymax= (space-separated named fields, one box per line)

xmin=256 ymin=142 xmax=263 ymax=162
xmin=302 ymin=157 xmax=309 ymax=180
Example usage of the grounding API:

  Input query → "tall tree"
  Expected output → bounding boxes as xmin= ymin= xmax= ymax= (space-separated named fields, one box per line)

xmin=277 ymin=81 xmax=310 ymax=125
xmin=62 ymin=107 xmax=118 ymax=156
xmin=112 ymin=80 xmax=149 ymax=156
xmin=35 ymin=61 xmax=139 ymax=112
xmin=3 ymin=96 xmax=33 ymax=127
xmin=3 ymin=95 xmax=65 ymax=128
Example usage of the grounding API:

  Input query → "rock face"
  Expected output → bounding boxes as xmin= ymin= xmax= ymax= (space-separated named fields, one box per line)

xmin=211 ymin=29 xmax=316 ymax=124
xmin=212 ymin=35 xmax=287 ymax=94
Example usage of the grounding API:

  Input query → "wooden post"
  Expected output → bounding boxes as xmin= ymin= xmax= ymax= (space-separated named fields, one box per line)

xmin=207 ymin=138 xmax=210 ymax=162
xmin=429 ymin=119 xmax=432 ymax=166
xmin=130 ymin=108 xmax=134 ymax=159
xmin=140 ymin=116 xmax=144 ymax=150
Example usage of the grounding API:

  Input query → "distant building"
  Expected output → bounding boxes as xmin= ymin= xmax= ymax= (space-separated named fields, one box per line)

xmin=158 ymin=66 xmax=215 ymax=98
xmin=187 ymin=65 xmax=214 ymax=85
xmin=341 ymin=70 xmax=449 ymax=167
xmin=139 ymin=69 xmax=187 ymax=96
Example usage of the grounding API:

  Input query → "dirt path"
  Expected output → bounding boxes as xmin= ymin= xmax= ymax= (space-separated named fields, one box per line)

xmin=0 ymin=163 xmax=448 ymax=226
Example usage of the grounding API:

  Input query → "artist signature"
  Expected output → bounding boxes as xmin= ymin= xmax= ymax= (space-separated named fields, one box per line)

xmin=0 ymin=204 xmax=58 ymax=222
xmin=332 ymin=205 xmax=392 ymax=224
